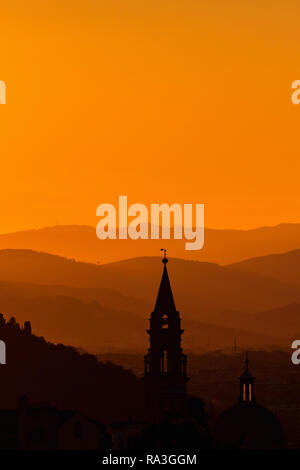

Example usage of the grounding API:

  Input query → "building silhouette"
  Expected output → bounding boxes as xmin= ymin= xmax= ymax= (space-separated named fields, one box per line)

xmin=0 ymin=254 xmax=289 ymax=450
xmin=144 ymin=251 xmax=188 ymax=423
xmin=213 ymin=354 xmax=286 ymax=449
xmin=238 ymin=351 xmax=255 ymax=404
xmin=0 ymin=395 xmax=111 ymax=450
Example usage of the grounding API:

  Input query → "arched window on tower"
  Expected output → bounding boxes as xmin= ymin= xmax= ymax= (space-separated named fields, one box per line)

xmin=161 ymin=350 xmax=167 ymax=373
xmin=242 ymin=383 xmax=252 ymax=402
xmin=162 ymin=314 xmax=168 ymax=329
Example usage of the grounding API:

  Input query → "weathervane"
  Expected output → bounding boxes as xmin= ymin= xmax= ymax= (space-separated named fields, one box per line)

xmin=160 ymin=248 xmax=168 ymax=264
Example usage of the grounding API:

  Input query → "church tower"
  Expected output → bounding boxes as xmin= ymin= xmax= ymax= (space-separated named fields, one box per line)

xmin=144 ymin=250 xmax=188 ymax=423
xmin=238 ymin=352 xmax=256 ymax=404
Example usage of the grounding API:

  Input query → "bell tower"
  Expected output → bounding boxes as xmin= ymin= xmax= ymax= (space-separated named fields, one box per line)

xmin=144 ymin=250 xmax=188 ymax=422
xmin=239 ymin=352 xmax=256 ymax=404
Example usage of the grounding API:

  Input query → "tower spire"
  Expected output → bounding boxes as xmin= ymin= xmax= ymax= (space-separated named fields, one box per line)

xmin=239 ymin=352 xmax=255 ymax=404
xmin=144 ymin=253 xmax=188 ymax=422
xmin=154 ymin=249 xmax=176 ymax=313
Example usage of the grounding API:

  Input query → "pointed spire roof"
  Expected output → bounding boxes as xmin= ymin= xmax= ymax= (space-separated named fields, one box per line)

xmin=240 ymin=352 xmax=254 ymax=381
xmin=154 ymin=250 xmax=176 ymax=313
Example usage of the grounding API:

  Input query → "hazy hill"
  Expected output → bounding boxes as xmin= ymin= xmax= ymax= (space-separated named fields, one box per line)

xmin=228 ymin=249 xmax=300 ymax=285
xmin=1 ymin=293 xmax=285 ymax=352
xmin=0 ymin=279 xmax=286 ymax=352
xmin=182 ymin=320 xmax=286 ymax=351
xmin=0 ymin=250 xmax=299 ymax=321
xmin=0 ymin=223 xmax=300 ymax=265
xmin=0 ymin=293 xmax=145 ymax=351
xmin=1 ymin=249 xmax=300 ymax=316
xmin=0 ymin=315 xmax=143 ymax=422
xmin=0 ymin=250 xmax=298 ymax=351
xmin=210 ymin=303 xmax=300 ymax=339
xmin=0 ymin=279 xmax=150 ymax=316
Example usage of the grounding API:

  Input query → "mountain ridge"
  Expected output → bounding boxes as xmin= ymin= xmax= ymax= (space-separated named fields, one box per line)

xmin=228 ymin=249 xmax=300 ymax=285
xmin=0 ymin=222 xmax=300 ymax=265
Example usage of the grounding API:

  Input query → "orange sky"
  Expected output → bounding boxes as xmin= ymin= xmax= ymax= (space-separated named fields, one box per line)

xmin=0 ymin=0 xmax=300 ymax=233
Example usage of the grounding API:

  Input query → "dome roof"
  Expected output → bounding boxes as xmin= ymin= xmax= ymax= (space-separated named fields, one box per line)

xmin=213 ymin=402 xmax=286 ymax=449
xmin=239 ymin=369 xmax=254 ymax=381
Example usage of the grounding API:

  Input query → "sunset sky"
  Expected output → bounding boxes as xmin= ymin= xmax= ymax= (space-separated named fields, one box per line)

xmin=0 ymin=0 xmax=299 ymax=233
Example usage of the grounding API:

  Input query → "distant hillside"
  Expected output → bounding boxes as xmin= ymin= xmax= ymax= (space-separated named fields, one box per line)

xmin=0 ymin=280 xmax=286 ymax=352
xmin=0 ymin=279 xmax=150 ymax=317
xmin=228 ymin=249 xmax=300 ymax=285
xmin=1 ymin=292 xmax=145 ymax=351
xmin=183 ymin=320 xmax=286 ymax=351
xmin=0 ymin=223 xmax=300 ymax=264
xmin=0 ymin=250 xmax=299 ymax=320
xmin=210 ymin=304 xmax=300 ymax=339
xmin=0 ymin=315 xmax=143 ymax=422
xmin=0 ymin=250 xmax=298 ymax=351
